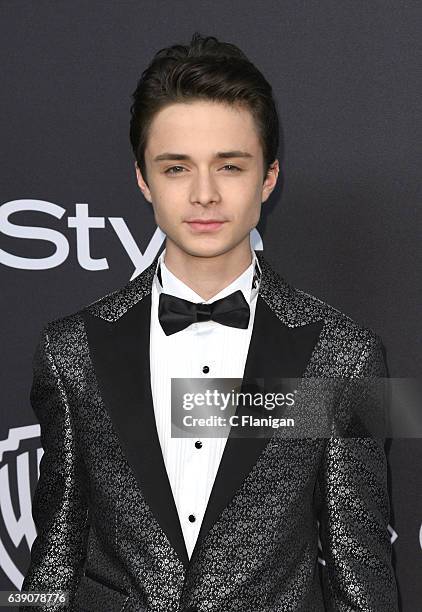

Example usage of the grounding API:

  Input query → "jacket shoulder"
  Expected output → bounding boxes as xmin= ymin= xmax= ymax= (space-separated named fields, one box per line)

xmin=43 ymin=263 xmax=151 ymax=335
xmin=37 ymin=278 xmax=131 ymax=351
xmin=43 ymin=255 xmax=158 ymax=338
xmin=256 ymin=252 xmax=381 ymax=347
xmin=291 ymin=282 xmax=384 ymax=349
xmin=286 ymin=283 xmax=387 ymax=377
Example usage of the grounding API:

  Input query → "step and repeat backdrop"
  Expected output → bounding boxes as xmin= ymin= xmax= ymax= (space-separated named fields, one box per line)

xmin=1 ymin=2 xmax=421 ymax=610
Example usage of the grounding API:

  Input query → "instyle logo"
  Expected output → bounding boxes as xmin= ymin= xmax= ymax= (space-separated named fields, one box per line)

xmin=0 ymin=200 xmax=264 ymax=281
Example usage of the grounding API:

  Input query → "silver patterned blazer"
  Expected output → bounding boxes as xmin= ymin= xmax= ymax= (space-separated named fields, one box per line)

xmin=21 ymin=250 xmax=399 ymax=612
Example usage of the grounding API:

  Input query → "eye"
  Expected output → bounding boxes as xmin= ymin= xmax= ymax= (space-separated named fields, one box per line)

xmin=222 ymin=164 xmax=241 ymax=172
xmin=164 ymin=166 xmax=186 ymax=175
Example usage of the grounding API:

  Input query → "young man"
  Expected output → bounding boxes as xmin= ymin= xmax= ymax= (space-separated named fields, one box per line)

xmin=22 ymin=33 xmax=398 ymax=611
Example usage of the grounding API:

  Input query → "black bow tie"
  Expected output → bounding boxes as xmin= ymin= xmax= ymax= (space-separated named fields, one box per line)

xmin=158 ymin=290 xmax=250 ymax=336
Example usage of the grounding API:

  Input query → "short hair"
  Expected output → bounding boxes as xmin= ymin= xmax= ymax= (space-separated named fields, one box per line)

xmin=129 ymin=32 xmax=280 ymax=185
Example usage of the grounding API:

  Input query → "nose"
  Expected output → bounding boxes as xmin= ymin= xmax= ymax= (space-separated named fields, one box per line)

xmin=189 ymin=169 xmax=221 ymax=206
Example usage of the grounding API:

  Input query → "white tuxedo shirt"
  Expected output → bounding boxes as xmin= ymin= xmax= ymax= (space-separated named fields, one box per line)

xmin=149 ymin=246 xmax=262 ymax=558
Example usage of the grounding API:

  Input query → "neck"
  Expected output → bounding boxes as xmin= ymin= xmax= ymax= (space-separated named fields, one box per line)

xmin=163 ymin=238 xmax=253 ymax=301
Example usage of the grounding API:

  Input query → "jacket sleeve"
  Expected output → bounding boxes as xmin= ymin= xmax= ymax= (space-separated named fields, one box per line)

xmin=20 ymin=324 xmax=89 ymax=610
xmin=317 ymin=334 xmax=399 ymax=611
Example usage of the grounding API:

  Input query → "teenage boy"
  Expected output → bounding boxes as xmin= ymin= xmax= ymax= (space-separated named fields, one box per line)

xmin=22 ymin=33 xmax=398 ymax=612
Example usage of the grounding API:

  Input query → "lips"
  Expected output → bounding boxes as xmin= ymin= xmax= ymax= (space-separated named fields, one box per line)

xmin=186 ymin=220 xmax=227 ymax=232
xmin=186 ymin=219 xmax=226 ymax=223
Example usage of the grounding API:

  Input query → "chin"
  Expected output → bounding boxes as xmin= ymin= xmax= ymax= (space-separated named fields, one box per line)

xmin=179 ymin=241 xmax=232 ymax=259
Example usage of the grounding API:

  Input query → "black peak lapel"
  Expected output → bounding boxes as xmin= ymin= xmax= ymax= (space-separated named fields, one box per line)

xmin=187 ymin=252 xmax=327 ymax=563
xmin=189 ymin=293 xmax=324 ymax=562
xmin=82 ymin=259 xmax=190 ymax=570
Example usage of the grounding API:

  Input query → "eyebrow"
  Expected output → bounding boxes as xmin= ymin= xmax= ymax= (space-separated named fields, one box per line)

xmin=153 ymin=150 xmax=254 ymax=162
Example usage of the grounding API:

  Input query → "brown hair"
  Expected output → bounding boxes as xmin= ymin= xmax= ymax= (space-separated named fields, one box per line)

xmin=129 ymin=32 xmax=280 ymax=185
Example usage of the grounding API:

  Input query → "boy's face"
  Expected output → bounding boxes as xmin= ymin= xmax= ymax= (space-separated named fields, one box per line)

xmin=136 ymin=100 xmax=278 ymax=259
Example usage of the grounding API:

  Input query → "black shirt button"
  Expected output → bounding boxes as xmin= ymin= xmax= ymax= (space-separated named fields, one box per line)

xmin=188 ymin=514 xmax=196 ymax=522
xmin=195 ymin=440 xmax=202 ymax=449
xmin=202 ymin=365 xmax=209 ymax=373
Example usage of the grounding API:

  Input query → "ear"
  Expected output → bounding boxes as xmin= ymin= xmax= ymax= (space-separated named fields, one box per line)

xmin=261 ymin=159 xmax=280 ymax=203
xmin=135 ymin=161 xmax=153 ymax=203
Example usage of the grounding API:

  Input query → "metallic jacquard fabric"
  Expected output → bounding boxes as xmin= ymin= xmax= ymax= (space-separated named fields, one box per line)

xmin=21 ymin=250 xmax=399 ymax=611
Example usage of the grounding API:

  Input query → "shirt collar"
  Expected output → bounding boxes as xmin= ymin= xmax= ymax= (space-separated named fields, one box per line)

xmin=153 ymin=247 xmax=261 ymax=305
